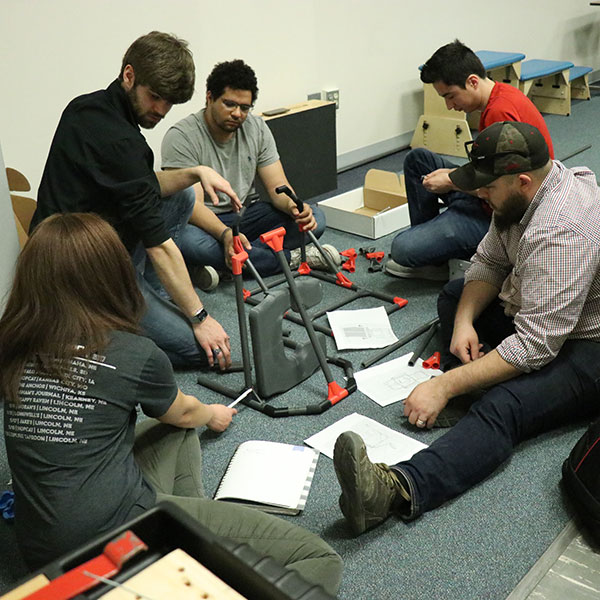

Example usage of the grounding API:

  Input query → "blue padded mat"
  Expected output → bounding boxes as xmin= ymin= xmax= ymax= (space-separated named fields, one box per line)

xmin=476 ymin=50 xmax=525 ymax=70
xmin=570 ymin=66 xmax=593 ymax=81
xmin=521 ymin=59 xmax=574 ymax=81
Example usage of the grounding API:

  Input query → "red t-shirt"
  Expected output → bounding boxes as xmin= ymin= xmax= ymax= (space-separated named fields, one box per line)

xmin=475 ymin=82 xmax=554 ymax=215
xmin=480 ymin=82 xmax=555 ymax=159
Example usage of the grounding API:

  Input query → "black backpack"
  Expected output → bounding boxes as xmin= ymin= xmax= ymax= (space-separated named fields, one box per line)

xmin=562 ymin=419 xmax=600 ymax=543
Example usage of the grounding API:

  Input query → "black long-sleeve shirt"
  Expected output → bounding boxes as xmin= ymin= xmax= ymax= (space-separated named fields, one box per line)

xmin=32 ymin=80 xmax=169 ymax=251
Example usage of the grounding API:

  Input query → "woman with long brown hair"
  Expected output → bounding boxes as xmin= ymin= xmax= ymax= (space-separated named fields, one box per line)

xmin=0 ymin=213 xmax=342 ymax=593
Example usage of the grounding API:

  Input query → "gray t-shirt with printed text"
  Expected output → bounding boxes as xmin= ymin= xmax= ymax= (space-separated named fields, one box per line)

xmin=4 ymin=331 xmax=178 ymax=568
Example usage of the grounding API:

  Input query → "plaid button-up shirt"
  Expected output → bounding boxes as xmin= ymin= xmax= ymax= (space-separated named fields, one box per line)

xmin=465 ymin=161 xmax=600 ymax=372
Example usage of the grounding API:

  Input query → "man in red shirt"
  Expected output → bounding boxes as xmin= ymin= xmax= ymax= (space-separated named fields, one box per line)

xmin=386 ymin=40 xmax=554 ymax=281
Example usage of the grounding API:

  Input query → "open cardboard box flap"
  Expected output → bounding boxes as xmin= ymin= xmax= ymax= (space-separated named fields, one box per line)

xmin=317 ymin=170 xmax=410 ymax=238
xmin=356 ymin=169 xmax=407 ymax=215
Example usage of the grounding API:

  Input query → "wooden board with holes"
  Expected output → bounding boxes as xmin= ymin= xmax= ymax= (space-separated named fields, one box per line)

xmin=99 ymin=548 xmax=247 ymax=599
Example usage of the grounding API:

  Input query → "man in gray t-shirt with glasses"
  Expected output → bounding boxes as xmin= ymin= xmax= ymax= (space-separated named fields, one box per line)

xmin=161 ymin=59 xmax=339 ymax=285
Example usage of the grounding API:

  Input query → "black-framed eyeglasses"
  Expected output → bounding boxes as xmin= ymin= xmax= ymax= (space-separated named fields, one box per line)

xmin=464 ymin=140 xmax=528 ymax=165
xmin=221 ymin=98 xmax=253 ymax=114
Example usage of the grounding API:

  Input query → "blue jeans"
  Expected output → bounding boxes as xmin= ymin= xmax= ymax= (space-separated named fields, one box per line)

xmin=390 ymin=148 xmax=491 ymax=267
xmin=392 ymin=278 xmax=600 ymax=518
xmin=179 ymin=201 xmax=327 ymax=276
xmin=131 ymin=187 xmax=207 ymax=368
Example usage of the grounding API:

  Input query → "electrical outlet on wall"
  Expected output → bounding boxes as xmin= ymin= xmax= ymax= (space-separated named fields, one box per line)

xmin=322 ymin=88 xmax=339 ymax=109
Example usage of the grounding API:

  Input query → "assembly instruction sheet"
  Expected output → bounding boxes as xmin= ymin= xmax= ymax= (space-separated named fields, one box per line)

xmin=355 ymin=353 xmax=443 ymax=407
xmin=326 ymin=306 xmax=398 ymax=350
xmin=304 ymin=413 xmax=427 ymax=464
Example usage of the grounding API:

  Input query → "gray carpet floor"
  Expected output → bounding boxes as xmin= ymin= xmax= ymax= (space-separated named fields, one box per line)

xmin=172 ymin=229 xmax=589 ymax=600
xmin=1 ymin=89 xmax=599 ymax=598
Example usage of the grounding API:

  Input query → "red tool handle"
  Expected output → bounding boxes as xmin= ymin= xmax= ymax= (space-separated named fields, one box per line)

xmin=24 ymin=531 xmax=147 ymax=600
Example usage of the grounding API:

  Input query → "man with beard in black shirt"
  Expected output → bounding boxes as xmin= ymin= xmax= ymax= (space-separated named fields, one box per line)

xmin=32 ymin=31 xmax=238 ymax=370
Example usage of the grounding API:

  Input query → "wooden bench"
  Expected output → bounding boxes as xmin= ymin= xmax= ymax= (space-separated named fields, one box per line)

xmin=476 ymin=50 xmax=525 ymax=87
xmin=411 ymin=50 xmax=525 ymax=157
xmin=570 ymin=65 xmax=593 ymax=101
xmin=466 ymin=50 xmax=526 ymax=128
xmin=519 ymin=59 xmax=574 ymax=115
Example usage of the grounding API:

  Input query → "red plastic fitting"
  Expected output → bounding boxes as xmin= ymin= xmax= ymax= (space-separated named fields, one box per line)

xmin=335 ymin=272 xmax=354 ymax=288
xmin=298 ymin=262 xmax=311 ymax=275
xmin=422 ymin=351 xmax=441 ymax=369
xmin=342 ymin=257 xmax=356 ymax=273
xmin=233 ymin=234 xmax=244 ymax=254
xmin=327 ymin=381 xmax=349 ymax=405
xmin=365 ymin=251 xmax=385 ymax=262
xmin=393 ymin=296 xmax=408 ymax=307
xmin=231 ymin=249 xmax=248 ymax=276
xmin=259 ymin=227 xmax=286 ymax=253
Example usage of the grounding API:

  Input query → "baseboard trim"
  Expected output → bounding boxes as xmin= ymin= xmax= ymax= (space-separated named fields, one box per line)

xmin=337 ymin=132 xmax=412 ymax=172
xmin=338 ymin=70 xmax=600 ymax=172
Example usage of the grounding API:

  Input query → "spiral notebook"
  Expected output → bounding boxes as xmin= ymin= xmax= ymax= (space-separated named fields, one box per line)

xmin=214 ymin=440 xmax=319 ymax=515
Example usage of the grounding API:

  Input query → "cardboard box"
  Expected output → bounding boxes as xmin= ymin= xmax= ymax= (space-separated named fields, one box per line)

xmin=318 ymin=169 xmax=410 ymax=239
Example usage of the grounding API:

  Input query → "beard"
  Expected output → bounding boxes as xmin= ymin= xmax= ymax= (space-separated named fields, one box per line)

xmin=127 ymin=86 xmax=161 ymax=129
xmin=216 ymin=115 xmax=243 ymax=133
xmin=493 ymin=190 xmax=529 ymax=231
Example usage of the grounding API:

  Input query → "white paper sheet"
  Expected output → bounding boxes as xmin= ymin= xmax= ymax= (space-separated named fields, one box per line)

xmin=354 ymin=353 xmax=443 ymax=407
xmin=304 ymin=413 xmax=427 ymax=464
xmin=326 ymin=306 xmax=398 ymax=350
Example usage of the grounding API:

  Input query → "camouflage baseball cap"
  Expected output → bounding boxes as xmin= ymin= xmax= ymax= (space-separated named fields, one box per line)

xmin=449 ymin=121 xmax=550 ymax=191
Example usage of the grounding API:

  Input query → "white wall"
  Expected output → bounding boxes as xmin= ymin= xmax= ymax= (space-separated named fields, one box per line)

xmin=1 ymin=0 xmax=599 ymax=197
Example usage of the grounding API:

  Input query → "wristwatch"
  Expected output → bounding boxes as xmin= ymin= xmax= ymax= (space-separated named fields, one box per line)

xmin=190 ymin=308 xmax=208 ymax=325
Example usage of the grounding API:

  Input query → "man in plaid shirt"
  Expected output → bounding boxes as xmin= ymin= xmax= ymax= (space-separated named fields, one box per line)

xmin=332 ymin=121 xmax=600 ymax=535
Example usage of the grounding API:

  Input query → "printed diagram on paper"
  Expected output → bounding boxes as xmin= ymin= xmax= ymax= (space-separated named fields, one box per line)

xmin=326 ymin=306 xmax=398 ymax=350
xmin=343 ymin=324 xmax=390 ymax=341
xmin=354 ymin=353 xmax=443 ymax=407
xmin=304 ymin=413 xmax=427 ymax=464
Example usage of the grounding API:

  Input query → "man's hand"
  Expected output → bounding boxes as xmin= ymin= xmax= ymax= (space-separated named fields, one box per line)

xmin=206 ymin=404 xmax=237 ymax=432
xmin=422 ymin=168 xmax=456 ymax=194
xmin=193 ymin=315 xmax=232 ymax=369
xmin=450 ymin=321 xmax=485 ymax=364
xmin=222 ymin=228 xmax=252 ymax=269
xmin=404 ymin=377 xmax=450 ymax=428
xmin=287 ymin=199 xmax=317 ymax=232
xmin=197 ymin=166 xmax=242 ymax=211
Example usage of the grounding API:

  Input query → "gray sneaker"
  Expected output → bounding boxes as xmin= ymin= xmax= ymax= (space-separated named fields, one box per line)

xmin=290 ymin=244 xmax=341 ymax=271
xmin=333 ymin=431 xmax=410 ymax=536
xmin=188 ymin=265 xmax=219 ymax=291
xmin=385 ymin=259 xmax=448 ymax=281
